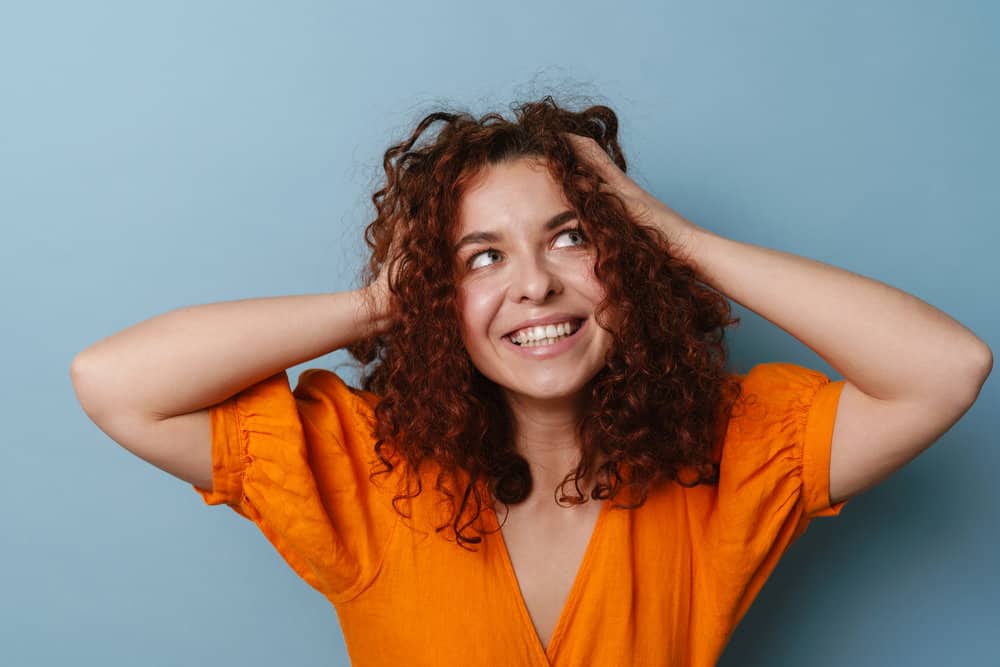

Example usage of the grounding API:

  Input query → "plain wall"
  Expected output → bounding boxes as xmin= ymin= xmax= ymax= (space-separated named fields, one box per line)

xmin=3 ymin=1 xmax=997 ymax=664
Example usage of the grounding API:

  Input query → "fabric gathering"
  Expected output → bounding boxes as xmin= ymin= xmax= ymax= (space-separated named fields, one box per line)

xmin=192 ymin=360 xmax=849 ymax=667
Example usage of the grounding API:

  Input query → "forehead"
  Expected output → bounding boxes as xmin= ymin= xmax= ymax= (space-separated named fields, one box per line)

xmin=455 ymin=157 xmax=571 ymax=234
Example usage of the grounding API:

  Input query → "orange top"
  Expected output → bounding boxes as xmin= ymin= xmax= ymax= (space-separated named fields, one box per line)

xmin=193 ymin=361 xmax=848 ymax=666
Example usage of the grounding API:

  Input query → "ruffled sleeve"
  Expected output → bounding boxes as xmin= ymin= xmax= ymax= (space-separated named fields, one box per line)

xmin=698 ymin=362 xmax=848 ymax=623
xmin=191 ymin=369 xmax=399 ymax=603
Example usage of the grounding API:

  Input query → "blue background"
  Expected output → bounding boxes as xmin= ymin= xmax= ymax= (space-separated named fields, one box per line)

xmin=4 ymin=1 xmax=997 ymax=665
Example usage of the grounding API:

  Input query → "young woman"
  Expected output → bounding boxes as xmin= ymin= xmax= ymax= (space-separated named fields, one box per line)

xmin=71 ymin=96 xmax=991 ymax=666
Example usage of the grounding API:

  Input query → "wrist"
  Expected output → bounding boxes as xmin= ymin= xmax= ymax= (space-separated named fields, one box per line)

xmin=358 ymin=285 xmax=392 ymax=336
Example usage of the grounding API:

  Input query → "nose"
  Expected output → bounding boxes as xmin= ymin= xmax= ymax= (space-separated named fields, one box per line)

xmin=509 ymin=251 xmax=563 ymax=303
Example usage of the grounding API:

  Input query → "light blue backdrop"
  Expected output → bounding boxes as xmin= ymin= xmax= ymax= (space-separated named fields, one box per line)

xmin=4 ymin=1 xmax=996 ymax=665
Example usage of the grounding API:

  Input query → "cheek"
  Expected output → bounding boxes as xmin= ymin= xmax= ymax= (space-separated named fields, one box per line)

xmin=588 ymin=276 xmax=607 ymax=303
xmin=456 ymin=286 xmax=494 ymax=345
xmin=575 ymin=260 xmax=617 ymax=329
xmin=577 ymin=259 xmax=607 ymax=302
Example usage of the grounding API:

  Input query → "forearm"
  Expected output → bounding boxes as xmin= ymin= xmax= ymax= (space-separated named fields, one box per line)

xmin=560 ymin=131 xmax=990 ymax=402
xmin=71 ymin=288 xmax=387 ymax=421
xmin=682 ymin=229 xmax=992 ymax=403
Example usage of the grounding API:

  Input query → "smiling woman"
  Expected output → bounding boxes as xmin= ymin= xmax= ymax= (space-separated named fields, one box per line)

xmin=77 ymin=94 xmax=924 ymax=666
xmin=451 ymin=157 xmax=617 ymax=474
xmin=346 ymin=96 xmax=744 ymax=531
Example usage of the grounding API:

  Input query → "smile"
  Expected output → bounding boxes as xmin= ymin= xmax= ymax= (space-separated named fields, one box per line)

xmin=501 ymin=318 xmax=588 ymax=359
xmin=507 ymin=318 xmax=583 ymax=346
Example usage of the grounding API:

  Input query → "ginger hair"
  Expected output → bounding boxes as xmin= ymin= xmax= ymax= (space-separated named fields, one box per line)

xmin=345 ymin=95 xmax=744 ymax=550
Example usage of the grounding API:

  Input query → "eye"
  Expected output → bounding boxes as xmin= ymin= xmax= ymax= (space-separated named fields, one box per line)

xmin=467 ymin=247 xmax=503 ymax=271
xmin=464 ymin=227 xmax=588 ymax=271
xmin=553 ymin=226 xmax=587 ymax=248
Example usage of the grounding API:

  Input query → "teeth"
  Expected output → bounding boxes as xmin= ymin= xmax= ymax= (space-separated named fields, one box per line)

xmin=509 ymin=319 xmax=581 ymax=346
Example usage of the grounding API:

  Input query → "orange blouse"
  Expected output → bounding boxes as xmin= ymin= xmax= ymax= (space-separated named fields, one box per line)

xmin=193 ymin=362 xmax=848 ymax=666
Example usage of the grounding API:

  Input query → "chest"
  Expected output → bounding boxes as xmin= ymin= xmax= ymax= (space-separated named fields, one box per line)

xmin=496 ymin=501 xmax=604 ymax=652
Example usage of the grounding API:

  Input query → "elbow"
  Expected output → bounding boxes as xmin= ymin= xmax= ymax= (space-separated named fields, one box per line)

xmin=957 ymin=343 xmax=993 ymax=408
xmin=70 ymin=354 xmax=106 ymax=420
xmin=977 ymin=343 xmax=993 ymax=376
xmin=970 ymin=342 xmax=993 ymax=382
xmin=70 ymin=354 xmax=95 ymax=395
xmin=70 ymin=349 xmax=99 ymax=377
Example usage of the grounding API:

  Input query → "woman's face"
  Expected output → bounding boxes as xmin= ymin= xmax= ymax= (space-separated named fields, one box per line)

xmin=452 ymin=156 xmax=614 ymax=403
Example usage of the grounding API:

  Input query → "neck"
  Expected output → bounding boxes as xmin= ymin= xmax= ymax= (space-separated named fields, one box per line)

xmin=502 ymin=389 xmax=603 ymax=508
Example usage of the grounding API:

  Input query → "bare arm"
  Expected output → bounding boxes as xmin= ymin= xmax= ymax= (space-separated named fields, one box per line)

xmin=69 ymin=286 xmax=391 ymax=492
xmin=566 ymin=132 xmax=992 ymax=507
xmin=70 ymin=287 xmax=388 ymax=422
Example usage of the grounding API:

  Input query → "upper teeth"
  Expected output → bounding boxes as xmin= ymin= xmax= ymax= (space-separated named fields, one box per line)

xmin=509 ymin=320 xmax=580 ymax=343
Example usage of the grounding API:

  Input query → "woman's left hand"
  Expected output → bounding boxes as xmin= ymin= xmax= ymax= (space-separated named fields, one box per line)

xmin=563 ymin=132 xmax=706 ymax=259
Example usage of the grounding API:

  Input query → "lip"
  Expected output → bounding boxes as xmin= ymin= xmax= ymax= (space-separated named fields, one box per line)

xmin=501 ymin=317 xmax=588 ymax=359
xmin=502 ymin=312 xmax=587 ymax=338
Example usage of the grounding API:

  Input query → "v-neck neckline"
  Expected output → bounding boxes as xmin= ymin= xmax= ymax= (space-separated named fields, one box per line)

xmin=491 ymin=495 xmax=611 ymax=664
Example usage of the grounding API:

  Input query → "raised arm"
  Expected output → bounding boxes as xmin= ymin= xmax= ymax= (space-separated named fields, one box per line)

xmin=69 ymin=286 xmax=390 ymax=490
xmin=564 ymin=132 xmax=992 ymax=508
xmin=71 ymin=289 xmax=387 ymax=421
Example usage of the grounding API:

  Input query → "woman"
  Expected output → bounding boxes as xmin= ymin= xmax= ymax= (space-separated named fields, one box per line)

xmin=71 ymin=96 xmax=992 ymax=666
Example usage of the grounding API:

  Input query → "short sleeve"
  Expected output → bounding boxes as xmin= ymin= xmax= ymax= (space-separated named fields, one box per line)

xmin=700 ymin=362 xmax=849 ymax=619
xmin=191 ymin=369 xmax=399 ymax=603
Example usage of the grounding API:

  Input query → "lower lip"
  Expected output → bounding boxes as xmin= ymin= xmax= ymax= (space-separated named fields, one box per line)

xmin=501 ymin=319 xmax=588 ymax=359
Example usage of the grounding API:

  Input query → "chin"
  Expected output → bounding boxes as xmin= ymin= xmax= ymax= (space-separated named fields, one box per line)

xmin=505 ymin=384 xmax=580 ymax=401
xmin=499 ymin=369 xmax=599 ymax=401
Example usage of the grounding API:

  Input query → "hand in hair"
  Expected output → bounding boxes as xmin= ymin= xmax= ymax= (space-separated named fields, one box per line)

xmin=365 ymin=219 xmax=407 ymax=336
xmin=563 ymin=132 xmax=706 ymax=262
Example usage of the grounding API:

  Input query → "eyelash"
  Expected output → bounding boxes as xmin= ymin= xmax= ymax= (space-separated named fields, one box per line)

xmin=464 ymin=227 xmax=588 ymax=270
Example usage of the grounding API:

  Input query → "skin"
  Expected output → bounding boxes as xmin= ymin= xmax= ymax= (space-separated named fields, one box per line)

xmin=452 ymin=156 xmax=614 ymax=508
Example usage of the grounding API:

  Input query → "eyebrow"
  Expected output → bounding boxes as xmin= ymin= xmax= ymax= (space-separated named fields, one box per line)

xmin=453 ymin=210 xmax=578 ymax=252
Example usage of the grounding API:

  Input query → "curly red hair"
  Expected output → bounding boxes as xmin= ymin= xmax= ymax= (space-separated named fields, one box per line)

xmin=345 ymin=95 xmax=745 ymax=550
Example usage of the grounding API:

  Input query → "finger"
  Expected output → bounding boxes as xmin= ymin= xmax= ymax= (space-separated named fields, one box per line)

xmin=563 ymin=132 xmax=604 ymax=161
xmin=563 ymin=133 xmax=622 ymax=182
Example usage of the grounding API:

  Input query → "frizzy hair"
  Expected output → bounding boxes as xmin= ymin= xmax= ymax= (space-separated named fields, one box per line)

xmin=345 ymin=95 xmax=744 ymax=550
